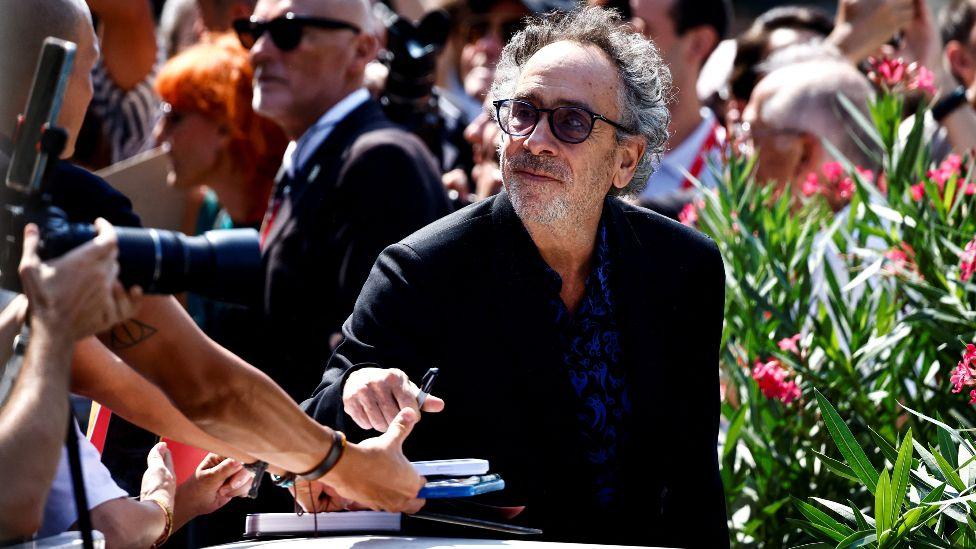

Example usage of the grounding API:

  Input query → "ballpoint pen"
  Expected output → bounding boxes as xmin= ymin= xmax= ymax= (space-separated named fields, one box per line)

xmin=416 ymin=367 xmax=439 ymax=409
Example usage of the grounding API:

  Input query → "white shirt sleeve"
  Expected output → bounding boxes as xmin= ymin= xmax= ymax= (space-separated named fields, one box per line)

xmin=38 ymin=422 xmax=130 ymax=538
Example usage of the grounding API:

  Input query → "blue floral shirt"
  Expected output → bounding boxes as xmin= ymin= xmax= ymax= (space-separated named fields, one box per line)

xmin=545 ymin=223 xmax=630 ymax=508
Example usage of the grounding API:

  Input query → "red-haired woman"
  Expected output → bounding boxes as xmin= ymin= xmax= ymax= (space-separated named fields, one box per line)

xmin=153 ymin=33 xmax=285 ymax=333
xmin=154 ymin=33 xmax=286 ymax=236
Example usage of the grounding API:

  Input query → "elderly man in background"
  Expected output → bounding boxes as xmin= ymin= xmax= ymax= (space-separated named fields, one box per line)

xmin=741 ymin=46 xmax=877 ymax=210
xmin=305 ymin=7 xmax=729 ymax=546
xmin=237 ymin=0 xmax=450 ymax=401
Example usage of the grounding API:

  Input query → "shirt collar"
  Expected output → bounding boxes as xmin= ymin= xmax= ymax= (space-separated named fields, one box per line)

xmin=283 ymin=88 xmax=371 ymax=177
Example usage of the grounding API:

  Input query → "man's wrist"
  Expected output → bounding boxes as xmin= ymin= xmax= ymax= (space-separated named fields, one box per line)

xmin=26 ymin=320 xmax=73 ymax=356
xmin=298 ymin=430 xmax=347 ymax=481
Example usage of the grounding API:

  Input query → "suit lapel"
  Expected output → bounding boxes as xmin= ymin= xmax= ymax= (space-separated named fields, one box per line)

xmin=261 ymin=101 xmax=386 ymax=253
xmin=604 ymin=199 xmax=674 ymax=496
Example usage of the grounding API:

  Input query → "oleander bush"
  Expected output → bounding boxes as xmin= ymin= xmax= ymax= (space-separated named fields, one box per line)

xmin=691 ymin=58 xmax=976 ymax=546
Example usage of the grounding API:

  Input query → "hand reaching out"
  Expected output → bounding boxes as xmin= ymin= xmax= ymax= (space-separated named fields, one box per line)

xmin=173 ymin=453 xmax=255 ymax=529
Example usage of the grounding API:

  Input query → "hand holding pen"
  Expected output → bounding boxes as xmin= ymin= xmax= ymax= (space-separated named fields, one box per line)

xmin=342 ymin=365 xmax=445 ymax=432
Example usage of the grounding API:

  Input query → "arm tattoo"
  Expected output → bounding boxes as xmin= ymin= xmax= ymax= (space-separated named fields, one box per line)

xmin=107 ymin=319 xmax=158 ymax=351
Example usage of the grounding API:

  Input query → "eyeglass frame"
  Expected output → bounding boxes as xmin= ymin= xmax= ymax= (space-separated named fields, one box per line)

xmin=492 ymin=98 xmax=635 ymax=145
xmin=232 ymin=12 xmax=361 ymax=52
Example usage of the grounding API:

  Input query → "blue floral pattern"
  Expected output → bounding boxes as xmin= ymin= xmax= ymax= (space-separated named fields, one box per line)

xmin=546 ymin=223 xmax=630 ymax=509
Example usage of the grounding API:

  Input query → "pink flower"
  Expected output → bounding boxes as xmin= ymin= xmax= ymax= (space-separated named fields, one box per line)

xmin=855 ymin=167 xmax=875 ymax=184
xmin=801 ymin=172 xmax=821 ymax=196
xmin=944 ymin=154 xmax=963 ymax=173
xmin=752 ymin=359 xmax=801 ymax=404
xmin=969 ymin=389 xmax=976 ymax=405
xmin=952 ymin=360 xmax=974 ymax=393
xmin=839 ymin=177 xmax=856 ymax=199
xmin=910 ymin=66 xmax=937 ymax=96
xmin=869 ymin=57 xmax=908 ymax=88
xmin=961 ymin=237 xmax=976 ymax=282
xmin=678 ymin=201 xmax=698 ymax=227
xmin=777 ymin=334 xmax=802 ymax=354
xmin=928 ymin=155 xmax=963 ymax=190
xmin=885 ymin=248 xmax=908 ymax=264
xmin=951 ymin=345 xmax=976 ymax=397
xmin=822 ymin=161 xmax=844 ymax=181
xmin=966 ymin=183 xmax=976 ymax=195
xmin=911 ymin=182 xmax=926 ymax=201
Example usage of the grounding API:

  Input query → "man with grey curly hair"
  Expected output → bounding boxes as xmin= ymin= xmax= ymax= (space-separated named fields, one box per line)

xmin=305 ymin=6 xmax=729 ymax=546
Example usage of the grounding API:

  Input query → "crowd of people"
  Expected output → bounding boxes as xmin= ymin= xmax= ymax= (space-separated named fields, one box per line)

xmin=3 ymin=0 xmax=976 ymax=546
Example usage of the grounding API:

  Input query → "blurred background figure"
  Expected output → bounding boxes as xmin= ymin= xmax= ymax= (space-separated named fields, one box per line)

xmin=159 ymin=0 xmax=204 ymax=57
xmin=728 ymin=6 xmax=835 ymax=116
xmin=741 ymin=48 xmax=877 ymax=210
xmin=73 ymin=0 xmax=162 ymax=169
xmin=198 ymin=0 xmax=257 ymax=32
xmin=154 ymin=32 xmax=286 ymax=333
xmin=434 ymin=0 xmax=532 ymax=122
xmin=629 ymin=0 xmax=732 ymax=218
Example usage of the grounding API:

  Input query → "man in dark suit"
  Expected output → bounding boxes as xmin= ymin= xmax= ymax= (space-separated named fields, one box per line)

xmin=237 ymin=0 xmax=451 ymax=400
xmin=303 ymin=6 xmax=729 ymax=547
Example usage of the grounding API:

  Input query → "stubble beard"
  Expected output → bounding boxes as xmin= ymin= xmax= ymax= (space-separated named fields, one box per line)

xmin=501 ymin=150 xmax=576 ymax=227
xmin=500 ymin=146 xmax=617 ymax=232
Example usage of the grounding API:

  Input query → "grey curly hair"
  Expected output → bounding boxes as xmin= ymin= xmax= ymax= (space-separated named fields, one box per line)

xmin=489 ymin=6 xmax=672 ymax=196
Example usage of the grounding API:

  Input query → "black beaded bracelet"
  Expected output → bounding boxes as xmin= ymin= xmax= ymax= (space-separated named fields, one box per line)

xmin=242 ymin=460 xmax=269 ymax=498
xmin=933 ymin=85 xmax=969 ymax=122
xmin=297 ymin=430 xmax=347 ymax=481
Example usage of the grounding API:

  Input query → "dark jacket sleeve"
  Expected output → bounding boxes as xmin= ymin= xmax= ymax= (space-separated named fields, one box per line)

xmin=301 ymin=242 xmax=437 ymax=440
xmin=669 ymin=237 xmax=730 ymax=548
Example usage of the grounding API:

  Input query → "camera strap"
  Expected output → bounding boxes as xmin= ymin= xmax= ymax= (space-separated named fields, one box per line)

xmin=64 ymin=409 xmax=96 ymax=549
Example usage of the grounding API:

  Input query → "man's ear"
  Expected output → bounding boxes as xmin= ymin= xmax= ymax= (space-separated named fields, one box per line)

xmin=351 ymin=32 xmax=380 ymax=75
xmin=612 ymin=136 xmax=646 ymax=191
xmin=947 ymin=40 xmax=976 ymax=87
xmin=683 ymin=26 xmax=719 ymax=68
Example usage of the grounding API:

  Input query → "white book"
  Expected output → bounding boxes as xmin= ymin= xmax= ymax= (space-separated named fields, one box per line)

xmin=245 ymin=512 xmax=401 ymax=537
xmin=411 ymin=459 xmax=489 ymax=477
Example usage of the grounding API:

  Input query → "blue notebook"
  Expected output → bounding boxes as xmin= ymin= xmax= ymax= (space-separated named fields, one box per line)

xmin=417 ymin=474 xmax=505 ymax=498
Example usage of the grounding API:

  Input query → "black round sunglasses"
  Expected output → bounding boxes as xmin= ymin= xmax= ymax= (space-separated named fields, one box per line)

xmin=493 ymin=99 xmax=634 ymax=144
xmin=233 ymin=12 xmax=361 ymax=52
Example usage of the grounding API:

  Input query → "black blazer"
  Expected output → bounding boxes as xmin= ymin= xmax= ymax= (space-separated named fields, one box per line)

xmin=256 ymin=99 xmax=451 ymax=400
xmin=304 ymin=193 xmax=729 ymax=547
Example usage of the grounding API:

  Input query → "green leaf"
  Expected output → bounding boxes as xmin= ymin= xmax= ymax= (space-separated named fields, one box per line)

xmin=722 ymin=404 xmax=746 ymax=460
xmin=876 ymin=469 xmax=893 ymax=538
xmin=932 ymin=449 xmax=966 ymax=493
xmin=848 ymin=500 xmax=874 ymax=530
xmin=842 ymin=257 xmax=884 ymax=293
xmin=815 ymin=389 xmax=879 ymax=492
xmin=868 ymin=426 xmax=900 ymax=465
xmin=794 ymin=498 xmax=855 ymax=541
xmin=938 ymin=424 xmax=958 ymax=470
xmin=891 ymin=429 xmax=914 ymax=516
xmin=814 ymin=451 xmax=862 ymax=483
xmin=836 ymin=530 xmax=878 ymax=548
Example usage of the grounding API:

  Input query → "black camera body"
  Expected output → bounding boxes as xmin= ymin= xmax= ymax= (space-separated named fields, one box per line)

xmin=376 ymin=4 xmax=451 ymax=162
xmin=1 ymin=38 xmax=261 ymax=304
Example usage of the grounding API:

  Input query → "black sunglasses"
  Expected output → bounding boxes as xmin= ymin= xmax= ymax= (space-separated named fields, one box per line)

xmin=493 ymin=99 xmax=634 ymax=145
xmin=233 ymin=12 xmax=361 ymax=52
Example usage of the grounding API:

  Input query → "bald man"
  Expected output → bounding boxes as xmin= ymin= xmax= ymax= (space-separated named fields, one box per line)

xmin=742 ymin=48 xmax=877 ymax=210
xmin=0 ymin=0 xmax=428 ymax=527
xmin=231 ymin=0 xmax=449 ymax=404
